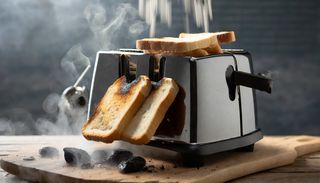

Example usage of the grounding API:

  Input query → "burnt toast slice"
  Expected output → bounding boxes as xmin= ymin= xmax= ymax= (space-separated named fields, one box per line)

xmin=82 ymin=75 xmax=152 ymax=143
xmin=121 ymin=77 xmax=179 ymax=144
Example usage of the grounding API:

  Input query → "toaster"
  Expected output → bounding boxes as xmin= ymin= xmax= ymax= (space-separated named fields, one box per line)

xmin=86 ymin=49 xmax=271 ymax=165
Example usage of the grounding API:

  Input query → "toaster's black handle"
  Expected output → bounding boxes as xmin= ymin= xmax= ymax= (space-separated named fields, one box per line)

xmin=233 ymin=71 xmax=272 ymax=93
xmin=226 ymin=65 xmax=272 ymax=100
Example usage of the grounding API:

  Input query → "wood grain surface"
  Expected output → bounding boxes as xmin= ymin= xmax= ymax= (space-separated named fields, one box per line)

xmin=1 ymin=136 xmax=320 ymax=183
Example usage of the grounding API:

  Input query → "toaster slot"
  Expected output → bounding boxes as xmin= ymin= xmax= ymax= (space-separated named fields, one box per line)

xmin=119 ymin=54 xmax=136 ymax=82
xmin=149 ymin=56 xmax=166 ymax=82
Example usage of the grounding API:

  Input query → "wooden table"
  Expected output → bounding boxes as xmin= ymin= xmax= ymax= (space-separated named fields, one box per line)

xmin=0 ymin=136 xmax=319 ymax=183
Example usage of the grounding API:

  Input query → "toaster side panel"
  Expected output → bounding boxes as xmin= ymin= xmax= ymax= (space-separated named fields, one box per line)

xmin=196 ymin=56 xmax=241 ymax=143
xmin=157 ymin=56 xmax=192 ymax=143
xmin=88 ymin=52 xmax=151 ymax=118
xmin=235 ymin=54 xmax=257 ymax=135
xmin=88 ymin=53 xmax=119 ymax=118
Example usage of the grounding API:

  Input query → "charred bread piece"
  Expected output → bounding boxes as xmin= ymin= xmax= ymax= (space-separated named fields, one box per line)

xmin=121 ymin=77 xmax=179 ymax=144
xmin=39 ymin=146 xmax=59 ymax=158
xmin=82 ymin=75 xmax=152 ymax=143
xmin=63 ymin=147 xmax=91 ymax=169
xmin=118 ymin=156 xmax=146 ymax=173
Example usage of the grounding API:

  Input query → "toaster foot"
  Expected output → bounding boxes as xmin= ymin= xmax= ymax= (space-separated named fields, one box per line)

xmin=181 ymin=153 xmax=204 ymax=167
xmin=236 ymin=144 xmax=255 ymax=152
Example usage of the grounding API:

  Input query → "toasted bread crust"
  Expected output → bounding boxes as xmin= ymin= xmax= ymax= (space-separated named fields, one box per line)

xmin=82 ymin=75 xmax=151 ymax=143
xmin=204 ymin=44 xmax=223 ymax=55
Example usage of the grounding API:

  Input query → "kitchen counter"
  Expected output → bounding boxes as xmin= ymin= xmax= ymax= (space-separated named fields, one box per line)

xmin=0 ymin=136 xmax=319 ymax=183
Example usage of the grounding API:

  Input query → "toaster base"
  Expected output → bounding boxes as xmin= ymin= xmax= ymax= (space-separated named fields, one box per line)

xmin=148 ymin=130 xmax=263 ymax=166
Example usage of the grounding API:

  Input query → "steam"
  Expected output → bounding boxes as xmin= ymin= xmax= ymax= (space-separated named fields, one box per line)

xmin=0 ymin=1 xmax=147 ymax=135
xmin=60 ymin=45 xmax=91 ymax=85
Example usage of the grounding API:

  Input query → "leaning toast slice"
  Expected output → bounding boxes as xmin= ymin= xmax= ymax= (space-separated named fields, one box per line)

xmin=121 ymin=77 xmax=179 ymax=144
xmin=82 ymin=75 xmax=152 ymax=143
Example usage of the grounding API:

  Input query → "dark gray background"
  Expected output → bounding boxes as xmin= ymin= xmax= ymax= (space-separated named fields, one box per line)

xmin=0 ymin=0 xmax=319 ymax=135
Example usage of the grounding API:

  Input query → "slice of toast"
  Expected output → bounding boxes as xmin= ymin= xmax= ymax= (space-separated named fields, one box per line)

xmin=136 ymin=34 xmax=216 ymax=52
xmin=82 ymin=75 xmax=152 ymax=143
xmin=144 ymin=48 xmax=209 ymax=57
xmin=179 ymin=31 xmax=235 ymax=54
xmin=121 ymin=77 xmax=179 ymax=144
xmin=137 ymin=31 xmax=234 ymax=56
xmin=179 ymin=31 xmax=236 ymax=44
xmin=204 ymin=43 xmax=223 ymax=55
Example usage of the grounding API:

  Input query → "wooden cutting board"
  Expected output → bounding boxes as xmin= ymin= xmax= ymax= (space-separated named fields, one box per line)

xmin=1 ymin=136 xmax=320 ymax=183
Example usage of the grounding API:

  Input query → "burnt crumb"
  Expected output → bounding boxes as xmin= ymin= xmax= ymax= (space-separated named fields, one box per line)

xmin=63 ymin=147 xmax=91 ymax=168
xmin=80 ymin=163 xmax=93 ymax=169
xmin=144 ymin=165 xmax=156 ymax=173
xmin=23 ymin=156 xmax=35 ymax=161
xmin=173 ymin=164 xmax=178 ymax=168
xmin=39 ymin=146 xmax=59 ymax=158
xmin=105 ymin=149 xmax=133 ymax=166
xmin=91 ymin=149 xmax=109 ymax=164
xmin=118 ymin=156 xmax=146 ymax=174
xmin=160 ymin=165 xmax=165 ymax=170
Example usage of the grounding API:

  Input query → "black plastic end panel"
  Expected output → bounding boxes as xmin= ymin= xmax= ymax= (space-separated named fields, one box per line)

xmin=147 ymin=130 xmax=263 ymax=156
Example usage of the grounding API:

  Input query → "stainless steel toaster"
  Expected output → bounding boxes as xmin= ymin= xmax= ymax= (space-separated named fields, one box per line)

xmin=87 ymin=49 xmax=271 ymax=165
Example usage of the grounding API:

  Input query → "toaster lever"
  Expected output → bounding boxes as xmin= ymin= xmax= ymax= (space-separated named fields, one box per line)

xmin=234 ymin=70 xmax=272 ymax=93
xmin=226 ymin=65 xmax=272 ymax=100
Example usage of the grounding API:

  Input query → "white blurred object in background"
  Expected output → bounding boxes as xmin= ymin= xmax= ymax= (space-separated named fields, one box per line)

xmin=139 ymin=0 xmax=213 ymax=37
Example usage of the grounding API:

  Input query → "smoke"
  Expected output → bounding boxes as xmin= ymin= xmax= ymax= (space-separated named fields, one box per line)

xmin=60 ymin=45 xmax=91 ymax=85
xmin=254 ymin=55 xmax=320 ymax=135
xmin=0 ymin=0 xmax=147 ymax=135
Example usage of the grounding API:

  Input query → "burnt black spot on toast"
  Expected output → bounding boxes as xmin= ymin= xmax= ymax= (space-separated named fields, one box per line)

xmin=119 ymin=76 xmax=141 ymax=95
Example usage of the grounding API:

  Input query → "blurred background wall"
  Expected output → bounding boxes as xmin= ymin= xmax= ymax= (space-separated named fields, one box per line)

xmin=0 ymin=0 xmax=319 ymax=135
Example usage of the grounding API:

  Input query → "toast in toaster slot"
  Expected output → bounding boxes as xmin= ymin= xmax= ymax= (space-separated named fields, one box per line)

xmin=82 ymin=75 xmax=152 ymax=143
xmin=121 ymin=77 xmax=179 ymax=144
